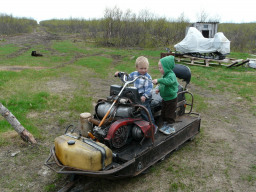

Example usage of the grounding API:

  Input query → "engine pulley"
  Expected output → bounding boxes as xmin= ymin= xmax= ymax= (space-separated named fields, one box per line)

xmin=132 ymin=125 xmax=144 ymax=141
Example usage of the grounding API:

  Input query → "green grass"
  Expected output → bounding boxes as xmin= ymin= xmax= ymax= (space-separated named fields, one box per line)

xmin=0 ymin=71 xmax=20 ymax=87
xmin=44 ymin=184 xmax=56 ymax=192
xmin=189 ymin=65 xmax=256 ymax=102
xmin=0 ymin=92 xmax=50 ymax=134
xmin=229 ymin=52 xmax=254 ymax=60
xmin=242 ymin=164 xmax=256 ymax=184
xmin=250 ymin=105 xmax=256 ymax=116
xmin=192 ymin=93 xmax=208 ymax=113
xmin=0 ymin=46 xmax=72 ymax=67
xmin=75 ymin=56 xmax=113 ymax=77
xmin=68 ymin=95 xmax=92 ymax=112
xmin=0 ymin=66 xmax=93 ymax=141
xmin=52 ymin=40 xmax=87 ymax=54
xmin=169 ymin=181 xmax=187 ymax=191
xmin=0 ymin=44 xmax=19 ymax=56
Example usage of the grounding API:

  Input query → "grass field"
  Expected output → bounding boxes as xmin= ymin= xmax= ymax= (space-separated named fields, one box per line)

xmin=0 ymin=30 xmax=256 ymax=191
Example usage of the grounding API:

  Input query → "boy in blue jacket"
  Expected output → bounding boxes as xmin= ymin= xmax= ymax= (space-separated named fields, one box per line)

xmin=115 ymin=56 xmax=158 ymax=134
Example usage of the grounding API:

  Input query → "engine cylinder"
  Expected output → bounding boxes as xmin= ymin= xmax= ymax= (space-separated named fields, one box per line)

xmin=96 ymin=102 xmax=134 ymax=118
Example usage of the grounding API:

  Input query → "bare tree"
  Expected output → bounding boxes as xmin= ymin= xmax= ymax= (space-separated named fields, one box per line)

xmin=196 ymin=10 xmax=209 ymax=22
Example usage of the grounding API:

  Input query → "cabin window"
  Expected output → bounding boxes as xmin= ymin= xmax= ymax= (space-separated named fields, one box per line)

xmin=204 ymin=25 xmax=208 ymax=29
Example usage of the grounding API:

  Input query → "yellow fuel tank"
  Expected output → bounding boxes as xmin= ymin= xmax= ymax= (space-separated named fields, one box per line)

xmin=54 ymin=134 xmax=112 ymax=171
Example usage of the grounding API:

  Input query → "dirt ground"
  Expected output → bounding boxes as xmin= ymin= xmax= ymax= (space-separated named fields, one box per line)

xmin=0 ymin=28 xmax=255 ymax=192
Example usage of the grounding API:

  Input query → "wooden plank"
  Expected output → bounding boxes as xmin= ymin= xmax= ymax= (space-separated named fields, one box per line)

xmin=204 ymin=59 xmax=210 ymax=67
xmin=226 ymin=59 xmax=249 ymax=68
xmin=173 ymin=54 xmax=245 ymax=68
xmin=233 ymin=59 xmax=250 ymax=67
xmin=227 ymin=61 xmax=239 ymax=68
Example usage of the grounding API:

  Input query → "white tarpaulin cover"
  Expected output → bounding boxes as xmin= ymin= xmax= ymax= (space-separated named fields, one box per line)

xmin=174 ymin=27 xmax=230 ymax=54
xmin=248 ymin=59 xmax=256 ymax=69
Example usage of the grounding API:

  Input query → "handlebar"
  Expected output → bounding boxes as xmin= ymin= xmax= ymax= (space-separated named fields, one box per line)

xmin=115 ymin=72 xmax=150 ymax=84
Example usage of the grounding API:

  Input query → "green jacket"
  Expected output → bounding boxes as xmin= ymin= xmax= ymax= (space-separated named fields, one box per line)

xmin=157 ymin=56 xmax=178 ymax=101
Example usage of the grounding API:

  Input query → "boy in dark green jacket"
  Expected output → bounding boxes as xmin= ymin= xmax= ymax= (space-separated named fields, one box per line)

xmin=152 ymin=55 xmax=178 ymax=135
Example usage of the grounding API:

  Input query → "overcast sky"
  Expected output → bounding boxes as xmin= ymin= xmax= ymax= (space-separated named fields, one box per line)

xmin=1 ymin=0 xmax=255 ymax=23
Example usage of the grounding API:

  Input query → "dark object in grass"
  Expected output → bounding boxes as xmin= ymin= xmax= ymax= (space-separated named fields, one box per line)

xmin=31 ymin=51 xmax=43 ymax=57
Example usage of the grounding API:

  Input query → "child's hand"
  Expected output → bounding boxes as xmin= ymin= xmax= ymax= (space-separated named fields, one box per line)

xmin=152 ymin=79 xmax=158 ymax=85
xmin=155 ymin=89 xmax=160 ymax=94
xmin=141 ymin=96 xmax=146 ymax=103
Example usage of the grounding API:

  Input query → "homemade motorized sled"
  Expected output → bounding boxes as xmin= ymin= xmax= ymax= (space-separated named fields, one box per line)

xmin=174 ymin=27 xmax=230 ymax=60
xmin=45 ymin=64 xmax=201 ymax=178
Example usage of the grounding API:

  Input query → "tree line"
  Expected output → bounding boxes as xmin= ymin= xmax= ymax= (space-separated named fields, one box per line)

xmin=40 ymin=8 xmax=189 ymax=49
xmin=0 ymin=14 xmax=37 ymax=35
xmin=219 ymin=23 xmax=256 ymax=53
xmin=1 ymin=9 xmax=255 ymax=53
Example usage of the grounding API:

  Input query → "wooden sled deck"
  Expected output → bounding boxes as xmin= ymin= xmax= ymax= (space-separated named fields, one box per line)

xmin=161 ymin=53 xmax=250 ymax=67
